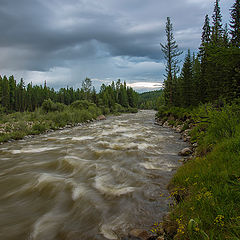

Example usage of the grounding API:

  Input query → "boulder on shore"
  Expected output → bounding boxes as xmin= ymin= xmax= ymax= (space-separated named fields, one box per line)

xmin=128 ymin=229 xmax=153 ymax=240
xmin=178 ymin=147 xmax=192 ymax=156
xmin=96 ymin=115 xmax=106 ymax=121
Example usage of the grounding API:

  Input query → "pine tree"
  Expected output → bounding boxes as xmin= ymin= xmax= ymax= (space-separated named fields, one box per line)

xmin=0 ymin=76 xmax=3 ymax=107
xmin=192 ymin=55 xmax=201 ymax=105
xmin=2 ymin=76 xmax=10 ymax=111
xmin=180 ymin=50 xmax=193 ymax=107
xmin=222 ymin=23 xmax=229 ymax=47
xmin=211 ymin=0 xmax=223 ymax=45
xmin=161 ymin=17 xmax=182 ymax=105
xmin=230 ymin=0 xmax=240 ymax=47
xmin=9 ymin=75 xmax=16 ymax=111
xmin=16 ymin=78 xmax=26 ymax=112
xmin=199 ymin=15 xmax=211 ymax=57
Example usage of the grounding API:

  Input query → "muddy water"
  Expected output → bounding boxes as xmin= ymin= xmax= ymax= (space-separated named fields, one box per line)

xmin=0 ymin=110 xmax=187 ymax=240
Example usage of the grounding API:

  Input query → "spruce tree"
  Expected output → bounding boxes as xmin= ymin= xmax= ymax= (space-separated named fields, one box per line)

xmin=230 ymin=0 xmax=240 ymax=47
xmin=192 ymin=55 xmax=201 ymax=106
xmin=2 ymin=76 xmax=10 ymax=110
xmin=180 ymin=50 xmax=193 ymax=107
xmin=222 ymin=23 xmax=229 ymax=47
xmin=0 ymin=76 xmax=2 ymax=107
xmin=161 ymin=17 xmax=182 ymax=105
xmin=211 ymin=0 xmax=223 ymax=45
xmin=9 ymin=75 xmax=16 ymax=111
xmin=199 ymin=14 xmax=211 ymax=56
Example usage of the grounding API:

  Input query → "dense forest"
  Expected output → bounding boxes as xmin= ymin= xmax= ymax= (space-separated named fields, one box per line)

xmin=156 ymin=1 xmax=240 ymax=239
xmin=0 ymin=77 xmax=138 ymax=114
xmin=161 ymin=0 xmax=240 ymax=107
xmin=138 ymin=90 xmax=163 ymax=109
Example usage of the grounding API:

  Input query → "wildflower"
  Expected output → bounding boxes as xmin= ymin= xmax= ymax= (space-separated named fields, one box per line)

xmin=214 ymin=215 xmax=225 ymax=227
xmin=176 ymin=218 xmax=185 ymax=235
xmin=204 ymin=191 xmax=213 ymax=199
xmin=196 ymin=193 xmax=202 ymax=201
xmin=195 ymin=227 xmax=200 ymax=232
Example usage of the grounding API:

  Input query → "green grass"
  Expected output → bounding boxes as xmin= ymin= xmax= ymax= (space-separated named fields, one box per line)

xmin=0 ymin=100 xmax=138 ymax=143
xmin=157 ymin=103 xmax=240 ymax=239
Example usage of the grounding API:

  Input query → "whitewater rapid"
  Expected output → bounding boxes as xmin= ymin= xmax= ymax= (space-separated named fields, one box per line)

xmin=0 ymin=110 xmax=187 ymax=240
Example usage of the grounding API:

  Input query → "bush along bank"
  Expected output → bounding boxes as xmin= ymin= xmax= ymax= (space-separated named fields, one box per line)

xmin=0 ymin=99 xmax=138 ymax=144
xmin=152 ymin=103 xmax=240 ymax=240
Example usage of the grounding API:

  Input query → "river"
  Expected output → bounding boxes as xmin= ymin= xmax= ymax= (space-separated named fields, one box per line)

xmin=0 ymin=110 xmax=187 ymax=240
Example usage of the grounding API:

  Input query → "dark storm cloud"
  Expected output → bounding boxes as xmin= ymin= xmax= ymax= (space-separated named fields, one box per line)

xmin=0 ymin=0 xmax=233 ymax=90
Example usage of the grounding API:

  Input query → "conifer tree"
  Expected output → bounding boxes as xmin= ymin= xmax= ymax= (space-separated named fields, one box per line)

xmin=2 ymin=76 xmax=10 ymax=110
xmin=180 ymin=50 xmax=193 ymax=107
xmin=230 ymin=0 xmax=240 ymax=47
xmin=222 ymin=23 xmax=229 ymax=47
xmin=0 ymin=76 xmax=3 ymax=107
xmin=192 ymin=55 xmax=201 ymax=105
xmin=211 ymin=0 xmax=223 ymax=45
xmin=9 ymin=75 xmax=16 ymax=111
xmin=199 ymin=14 xmax=211 ymax=56
xmin=161 ymin=17 xmax=182 ymax=105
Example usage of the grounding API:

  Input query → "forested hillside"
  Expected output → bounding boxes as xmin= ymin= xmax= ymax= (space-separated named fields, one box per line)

xmin=138 ymin=90 xmax=163 ymax=109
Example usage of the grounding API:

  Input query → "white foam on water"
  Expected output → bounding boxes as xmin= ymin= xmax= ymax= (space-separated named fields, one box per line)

xmin=10 ymin=147 xmax=60 ymax=154
xmin=47 ymin=136 xmax=70 ymax=140
xmin=138 ymin=143 xmax=153 ymax=150
xmin=72 ymin=136 xmax=95 ymax=141
xmin=30 ymin=211 xmax=66 ymax=240
xmin=140 ymin=162 xmax=175 ymax=171
xmin=69 ymin=182 xmax=89 ymax=201
xmin=94 ymin=174 xmax=135 ymax=196
xmin=37 ymin=173 xmax=63 ymax=183
xmin=99 ymin=214 xmax=129 ymax=240
xmin=99 ymin=225 xmax=118 ymax=240
xmin=107 ymin=142 xmax=138 ymax=151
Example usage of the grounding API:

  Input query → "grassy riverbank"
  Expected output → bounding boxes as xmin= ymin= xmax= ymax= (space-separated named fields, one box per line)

xmin=156 ymin=103 xmax=240 ymax=239
xmin=0 ymin=99 xmax=137 ymax=144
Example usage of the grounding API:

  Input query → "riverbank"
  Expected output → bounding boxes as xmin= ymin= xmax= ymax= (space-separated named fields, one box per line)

xmin=153 ymin=104 xmax=240 ymax=240
xmin=0 ymin=100 xmax=138 ymax=144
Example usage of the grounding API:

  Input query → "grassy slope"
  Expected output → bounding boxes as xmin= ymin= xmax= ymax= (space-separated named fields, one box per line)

xmin=157 ymin=104 xmax=240 ymax=239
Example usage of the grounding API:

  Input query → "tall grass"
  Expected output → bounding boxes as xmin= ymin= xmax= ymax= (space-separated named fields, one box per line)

xmin=157 ymin=102 xmax=240 ymax=239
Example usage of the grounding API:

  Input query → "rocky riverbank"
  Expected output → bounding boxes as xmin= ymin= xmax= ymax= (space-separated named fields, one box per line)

xmin=0 ymin=114 xmax=106 ymax=145
xmin=121 ymin=117 xmax=195 ymax=240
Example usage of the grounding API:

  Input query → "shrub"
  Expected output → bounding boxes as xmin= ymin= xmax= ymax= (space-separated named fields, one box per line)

xmin=42 ymin=99 xmax=66 ymax=113
xmin=32 ymin=123 xmax=47 ymax=133
xmin=70 ymin=100 xmax=96 ymax=110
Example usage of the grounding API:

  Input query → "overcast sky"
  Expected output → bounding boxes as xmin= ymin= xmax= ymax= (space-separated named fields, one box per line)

xmin=0 ymin=0 xmax=233 ymax=92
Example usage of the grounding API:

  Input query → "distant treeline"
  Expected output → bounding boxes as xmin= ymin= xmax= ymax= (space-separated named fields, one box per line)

xmin=138 ymin=90 xmax=163 ymax=109
xmin=0 ymin=76 xmax=138 ymax=114
xmin=162 ymin=0 xmax=240 ymax=107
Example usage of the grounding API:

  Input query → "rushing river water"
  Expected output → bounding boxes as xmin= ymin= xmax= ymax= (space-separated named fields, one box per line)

xmin=0 ymin=110 xmax=187 ymax=240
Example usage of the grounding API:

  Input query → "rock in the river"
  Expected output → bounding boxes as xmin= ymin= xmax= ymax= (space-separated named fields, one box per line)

xmin=97 ymin=115 xmax=106 ymax=121
xmin=178 ymin=147 xmax=192 ymax=156
xmin=193 ymin=142 xmax=198 ymax=147
xmin=129 ymin=229 xmax=153 ymax=240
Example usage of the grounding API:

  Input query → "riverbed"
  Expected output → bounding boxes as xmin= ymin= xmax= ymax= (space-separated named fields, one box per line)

xmin=0 ymin=110 xmax=187 ymax=240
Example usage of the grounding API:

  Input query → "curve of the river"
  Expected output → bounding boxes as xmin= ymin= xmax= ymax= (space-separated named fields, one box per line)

xmin=0 ymin=110 xmax=187 ymax=240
